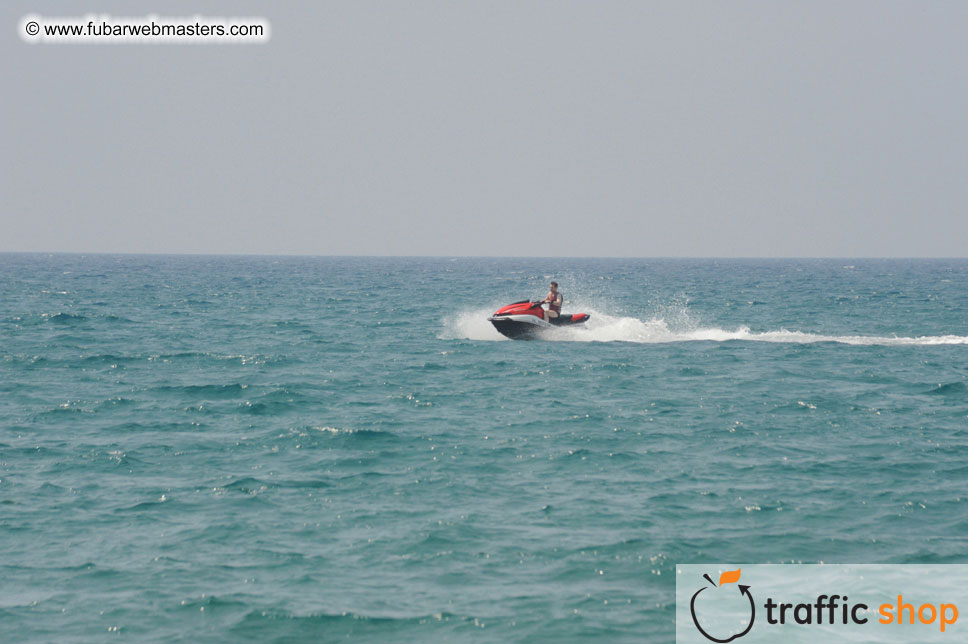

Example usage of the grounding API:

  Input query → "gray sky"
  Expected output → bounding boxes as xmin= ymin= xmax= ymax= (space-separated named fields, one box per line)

xmin=3 ymin=1 xmax=967 ymax=256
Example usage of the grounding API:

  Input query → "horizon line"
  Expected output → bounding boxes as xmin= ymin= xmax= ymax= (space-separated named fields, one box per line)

xmin=1 ymin=250 xmax=967 ymax=261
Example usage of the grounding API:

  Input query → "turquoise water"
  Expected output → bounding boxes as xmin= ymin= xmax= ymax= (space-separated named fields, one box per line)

xmin=1 ymin=254 xmax=967 ymax=643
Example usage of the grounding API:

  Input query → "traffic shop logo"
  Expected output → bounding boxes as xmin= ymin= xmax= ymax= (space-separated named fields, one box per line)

xmin=690 ymin=569 xmax=755 ymax=642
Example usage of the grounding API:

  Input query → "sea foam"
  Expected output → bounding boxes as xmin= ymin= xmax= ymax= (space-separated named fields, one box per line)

xmin=443 ymin=304 xmax=968 ymax=346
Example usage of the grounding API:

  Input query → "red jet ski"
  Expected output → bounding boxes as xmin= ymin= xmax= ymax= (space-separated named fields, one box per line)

xmin=488 ymin=300 xmax=590 ymax=339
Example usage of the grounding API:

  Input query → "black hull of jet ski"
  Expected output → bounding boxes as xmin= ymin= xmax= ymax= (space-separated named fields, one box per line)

xmin=488 ymin=312 xmax=590 ymax=340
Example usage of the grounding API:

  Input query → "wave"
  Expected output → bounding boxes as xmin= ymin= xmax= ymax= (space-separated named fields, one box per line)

xmin=43 ymin=312 xmax=87 ymax=324
xmin=152 ymin=383 xmax=250 ymax=398
xmin=311 ymin=426 xmax=397 ymax=441
xmin=927 ymin=382 xmax=968 ymax=396
xmin=231 ymin=609 xmax=472 ymax=638
xmin=441 ymin=306 xmax=968 ymax=346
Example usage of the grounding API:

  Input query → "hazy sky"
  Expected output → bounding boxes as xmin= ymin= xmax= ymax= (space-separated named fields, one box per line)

xmin=3 ymin=1 xmax=967 ymax=256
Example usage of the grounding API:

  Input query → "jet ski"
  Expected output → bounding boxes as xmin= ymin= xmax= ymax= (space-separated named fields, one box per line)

xmin=488 ymin=300 xmax=590 ymax=339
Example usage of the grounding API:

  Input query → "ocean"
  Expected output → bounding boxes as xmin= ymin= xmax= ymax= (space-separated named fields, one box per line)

xmin=1 ymin=254 xmax=966 ymax=643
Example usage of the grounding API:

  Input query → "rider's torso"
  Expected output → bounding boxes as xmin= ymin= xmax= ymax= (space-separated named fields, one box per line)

xmin=548 ymin=290 xmax=562 ymax=313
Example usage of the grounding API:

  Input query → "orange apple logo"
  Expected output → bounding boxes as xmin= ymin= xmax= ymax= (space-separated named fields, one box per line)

xmin=690 ymin=569 xmax=755 ymax=642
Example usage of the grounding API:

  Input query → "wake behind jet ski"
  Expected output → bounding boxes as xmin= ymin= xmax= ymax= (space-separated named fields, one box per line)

xmin=488 ymin=300 xmax=590 ymax=339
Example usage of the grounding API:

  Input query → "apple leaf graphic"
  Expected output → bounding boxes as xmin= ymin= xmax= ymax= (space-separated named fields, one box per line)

xmin=718 ymin=568 xmax=741 ymax=586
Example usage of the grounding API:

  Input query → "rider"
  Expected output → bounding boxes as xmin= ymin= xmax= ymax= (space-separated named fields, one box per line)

xmin=541 ymin=282 xmax=562 ymax=320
